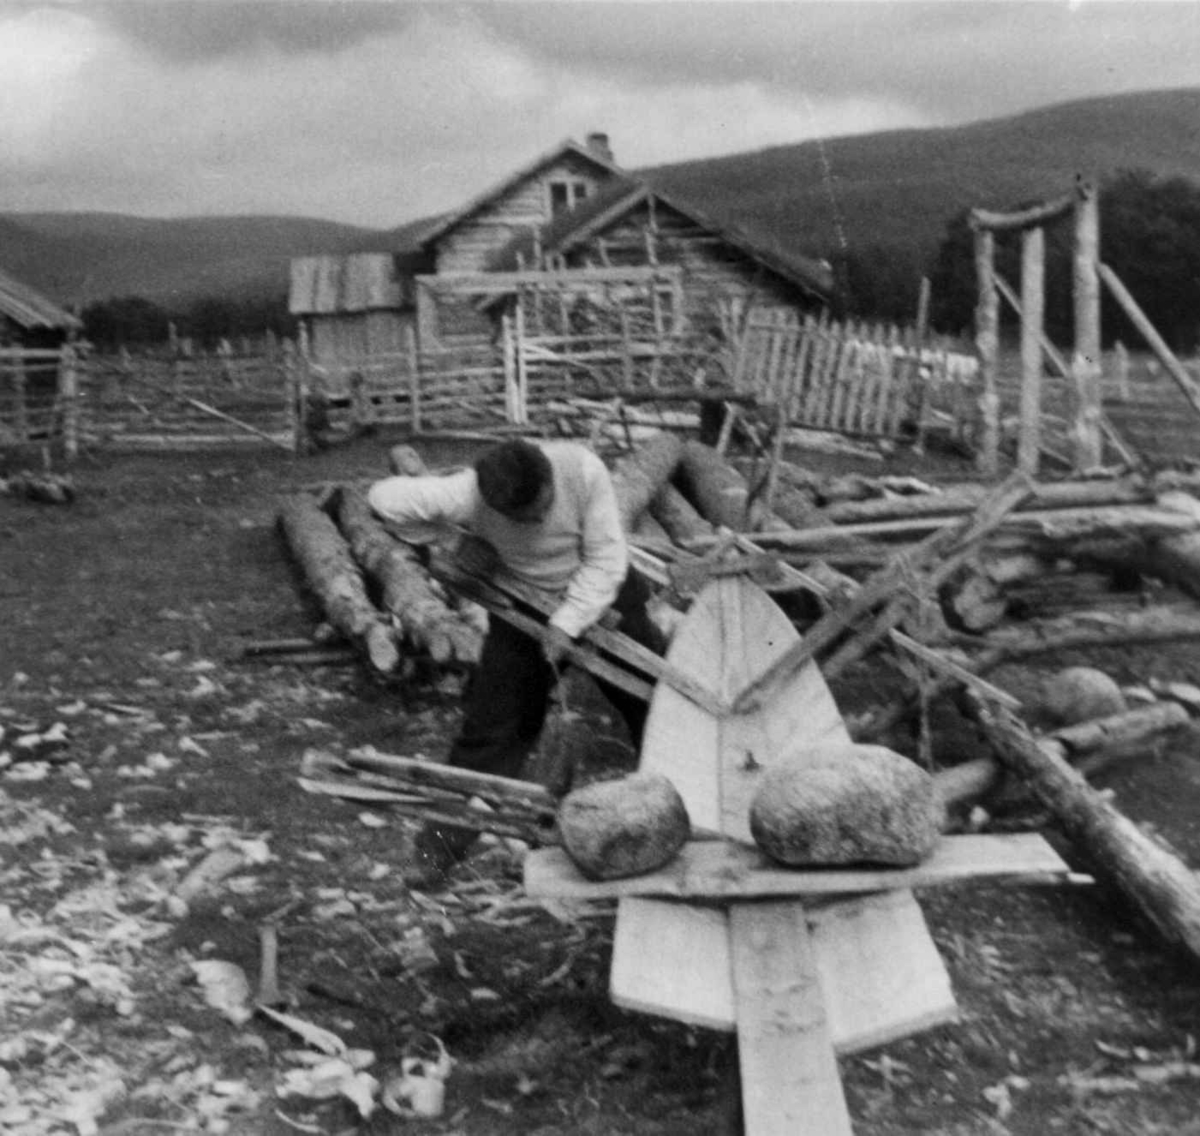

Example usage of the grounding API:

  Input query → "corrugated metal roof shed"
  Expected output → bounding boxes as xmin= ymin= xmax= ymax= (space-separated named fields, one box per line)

xmin=0 ymin=265 xmax=82 ymax=331
xmin=289 ymin=253 xmax=420 ymax=315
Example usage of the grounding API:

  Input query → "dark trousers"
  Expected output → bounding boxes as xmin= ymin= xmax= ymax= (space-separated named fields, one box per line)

xmin=420 ymin=572 xmax=665 ymax=863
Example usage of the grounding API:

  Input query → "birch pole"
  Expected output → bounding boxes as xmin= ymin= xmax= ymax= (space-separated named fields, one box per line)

xmin=974 ymin=228 xmax=1000 ymax=477
xmin=1017 ymin=225 xmax=1045 ymax=475
xmin=1072 ymin=185 xmax=1103 ymax=470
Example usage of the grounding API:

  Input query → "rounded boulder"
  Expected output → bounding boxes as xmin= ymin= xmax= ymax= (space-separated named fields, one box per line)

xmin=1039 ymin=666 xmax=1127 ymax=727
xmin=749 ymin=743 xmax=944 ymax=867
xmin=557 ymin=772 xmax=690 ymax=881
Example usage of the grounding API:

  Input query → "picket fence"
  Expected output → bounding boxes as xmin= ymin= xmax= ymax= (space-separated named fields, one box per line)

xmin=730 ymin=310 xmax=980 ymax=443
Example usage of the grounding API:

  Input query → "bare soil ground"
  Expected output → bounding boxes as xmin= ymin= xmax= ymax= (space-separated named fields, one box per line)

xmin=5 ymin=433 xmax=1200 ymax=1136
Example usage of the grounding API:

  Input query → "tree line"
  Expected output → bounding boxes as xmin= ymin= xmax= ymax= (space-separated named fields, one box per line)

xmin=830 ymin=168 xmax=1200 ymax=354
xmin=82 ymin=168 xmax=1200 ymax=357
xmin=81 ymin=293 xmax=295 ymax=352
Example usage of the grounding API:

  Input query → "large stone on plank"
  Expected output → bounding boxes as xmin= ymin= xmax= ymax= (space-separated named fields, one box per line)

xmin=557 ymin=773 xmax=690 ymax=880
xmin=749 ymin=744 xmax=943 ymax=867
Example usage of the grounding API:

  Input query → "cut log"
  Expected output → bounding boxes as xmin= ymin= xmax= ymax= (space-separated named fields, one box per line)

xmin=647 ymin=483 xmax=716 ymax=543
xmin=277 ymin=494 xmax=400 ymax=673
xmin=609 ymin=432 xmax=685 ymax=532
xmin=821 ymin=475 xmax=1158 ymax=525
xmin=858 ymin=601 xmax=1196 ymax=746
xmin=677 ymin=503 xmax=1197 ymax=559
xmin=335 ymin=488 xmax=483 ymax=665
xmin=963 ymin=688 xmax=1200 ymax=961
xmin=933 ymin=702 xmax=1189 ymax=813
xmin=939 ymin=559 xmax=1009 ymax=633
xmin=1146 ymin=490 xmax=1200 ymax=600
xmin=674 ymin=441 xmax=785 ymax=532
xmin=967 ymin=604 xmax=1200 ymax=666
xmin=767 ymin=480 xmax=829 ymax=530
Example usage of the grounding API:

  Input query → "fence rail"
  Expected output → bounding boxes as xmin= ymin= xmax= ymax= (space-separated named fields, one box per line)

xmin=14 ymin=318 xmax=1194 ymax=465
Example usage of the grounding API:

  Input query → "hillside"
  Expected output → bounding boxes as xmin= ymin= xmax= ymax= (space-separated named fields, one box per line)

xmin=4 ymin=86 xmax=1200 ymax=311
xmin=0 ymin=213 xmax=393 ymax=310
xmin=642 ymin=87 xmax=1200 ymax=262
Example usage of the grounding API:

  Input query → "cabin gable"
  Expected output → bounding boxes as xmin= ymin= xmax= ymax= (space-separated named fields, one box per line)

xmin=432 ymin=151 xmax=619 ymax=274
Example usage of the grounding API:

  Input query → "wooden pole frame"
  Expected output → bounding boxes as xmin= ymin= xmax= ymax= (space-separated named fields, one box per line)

xmin=970 ymin=181 xmax=1101 ymax=477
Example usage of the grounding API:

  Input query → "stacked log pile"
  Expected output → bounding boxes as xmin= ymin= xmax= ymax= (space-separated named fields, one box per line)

xmin=276 ymin=433 xmax=1200 ymax=680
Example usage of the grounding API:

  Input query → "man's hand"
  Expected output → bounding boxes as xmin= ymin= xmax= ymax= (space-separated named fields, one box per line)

xmin=542 ymin=626 xmax=574 ymax=669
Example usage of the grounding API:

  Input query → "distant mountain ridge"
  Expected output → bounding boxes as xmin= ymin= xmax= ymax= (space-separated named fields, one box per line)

xmin=642 ymin=86 xmax=1200 ymax=264
xmin=5 ymin=86 xmax=1200 ymax=311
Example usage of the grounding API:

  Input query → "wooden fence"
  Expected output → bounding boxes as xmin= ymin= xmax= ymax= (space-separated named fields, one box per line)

xmin=0 ymin=344 xmax=298 ymax=455
xmin=0 ymin=317 xmax=979 ymax=457
xmin=304 ymin=319 xmax=731 ymax=434
xmin=730 ymin=310 xmax=979 ymax=443
xmin=23 ymin=314 xmax=1195 ymax=465
xmin=81 ymin=348 xmax=297 ymax=451
xmin=0 ymin=348 xmax=73 ymax=448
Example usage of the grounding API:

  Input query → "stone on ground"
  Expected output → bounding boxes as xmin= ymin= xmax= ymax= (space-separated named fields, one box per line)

xmin=1039 ymin=666 xmax=1127 ymax=727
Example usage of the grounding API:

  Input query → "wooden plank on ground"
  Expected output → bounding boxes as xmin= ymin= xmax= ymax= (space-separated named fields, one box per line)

xmin=731 ymin=900 xmax=854 ymax=1136
xmin=610 ymin=890 xmax=958 ymax=1049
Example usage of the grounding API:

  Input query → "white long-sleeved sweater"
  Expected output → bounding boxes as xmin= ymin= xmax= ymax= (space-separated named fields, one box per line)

xmin=366 ymin=442 xmax=627 ymax=638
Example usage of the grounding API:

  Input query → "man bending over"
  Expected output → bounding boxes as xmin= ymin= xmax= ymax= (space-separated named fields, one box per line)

xmin=368 ymin=438 xmax=664 ymax=885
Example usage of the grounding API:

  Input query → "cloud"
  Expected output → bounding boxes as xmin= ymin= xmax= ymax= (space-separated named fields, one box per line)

xmin=478 ymin=1 xmax=1200 ymax=123
xmin=1 ymin=2 xmax=1199 ymax=227
xmin=94 ymin=0 xmax=412 ymax=62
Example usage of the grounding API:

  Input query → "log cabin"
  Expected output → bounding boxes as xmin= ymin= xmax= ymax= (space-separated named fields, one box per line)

xmin=289 ymin=133 xmax=832 ymax=385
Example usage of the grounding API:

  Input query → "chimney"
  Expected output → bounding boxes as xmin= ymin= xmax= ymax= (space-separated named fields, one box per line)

xmin=586 ymin=132 xmax=614 ymax=165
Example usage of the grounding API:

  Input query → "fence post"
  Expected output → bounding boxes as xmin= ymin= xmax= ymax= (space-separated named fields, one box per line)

xmin=973 ymin=228 xmax=1000 ymax=476
xmin=503 ymin=313 xmax=516 ymax=422
xmin=1072 ymin=185 xmax=1103 ymax=469
xmin=515 ymin=302 xmax=529 ymax=425
xmin=619 ymin=304 xmax=634 ymax=388
xmin=1017 ymin=226 xmax=1045 ymax=475
xmin=12 ymin=350 xmax=28 ymax=442
xmin=406 ymin=324 xmax=422 ymax=434
xmin=282 ymin=339 xmax=301 ymax=452
xmin=60 ymin=343 xmax=79 ymax=462
xmin=1113 ymin=340 xmax=1130 ymax=402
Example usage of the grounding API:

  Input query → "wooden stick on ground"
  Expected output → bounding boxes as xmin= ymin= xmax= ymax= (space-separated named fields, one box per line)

xmin=299 ymin=748 xmax=560 ymax=845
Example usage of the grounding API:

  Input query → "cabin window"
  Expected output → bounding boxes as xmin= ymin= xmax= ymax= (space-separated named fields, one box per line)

xmin=549 ymin=180 xmax=589 ymax=217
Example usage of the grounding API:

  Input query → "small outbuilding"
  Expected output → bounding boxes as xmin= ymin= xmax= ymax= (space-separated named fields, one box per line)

xmin=0 ymin=265 xmax=83 ymax=348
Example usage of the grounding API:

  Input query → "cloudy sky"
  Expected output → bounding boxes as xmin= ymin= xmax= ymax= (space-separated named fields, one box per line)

xmin=3 ymin=0 xmax=1199 ymax=230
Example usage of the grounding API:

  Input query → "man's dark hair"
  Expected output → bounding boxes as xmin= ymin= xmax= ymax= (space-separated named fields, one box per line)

xmin=475 ymin=440 xmax=552 ymax=514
